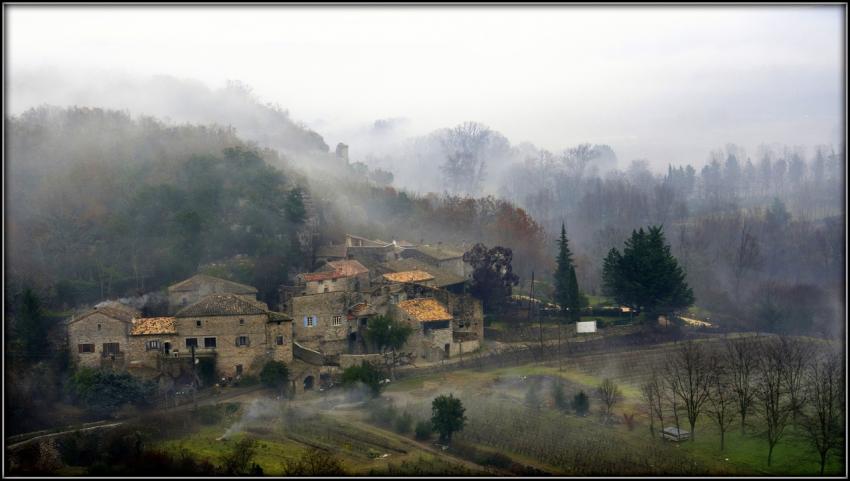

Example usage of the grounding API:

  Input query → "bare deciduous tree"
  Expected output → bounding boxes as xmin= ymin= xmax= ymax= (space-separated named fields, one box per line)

xmin=641 ymin=368 xmax=666 ymax=438
xmin=801 ymin=350 xmax=844 ymax=475
xmin=725 ymin=336 xmax=757 ymax=434
xmin=732 ymin=223 xmax=762 ymax=302
xmin=666 ymin=340 xmax=713 ymax=441
xmin=596 ymin=378 xmax=622 ymax=424
xmin=779 ymin=336 xmax=812 ymax=426
xmin=705 ymin=355 xmax=737 ymax=450
xmin=754 ymin=337 xmax=794 ymax=466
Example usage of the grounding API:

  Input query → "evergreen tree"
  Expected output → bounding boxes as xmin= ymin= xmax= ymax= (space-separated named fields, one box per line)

xmin=554 ymin=224 xmax=583 ymax=322
xmin=602 ymin=226 xmax=694 ymax=320
xmin=16 ymin=288 xmax=48 ymax=360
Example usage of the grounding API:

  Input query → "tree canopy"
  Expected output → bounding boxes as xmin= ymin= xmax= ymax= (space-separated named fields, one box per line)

xmin=463 ymin=243 xmax=520 ymax=314
xmin=431 ymin=394 xmax=467 ymax=444
xmin=602 ymin=225 xmax=694 ymax=318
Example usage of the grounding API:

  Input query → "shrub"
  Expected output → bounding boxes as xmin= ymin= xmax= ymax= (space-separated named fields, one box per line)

xmin=282 ymin=448 xmax=346 ymax=476
xmin=394 ymin=411 xmax=414 ymax=434
xmin=341 ymin=362 xmax=384 ymax=397
xmin=414 ymin=420 xmax=433 ymax=440
xmin=573 ymin=391 xmax=590 ymax=416
xmin=69 ymin=368 xmax=157 ymax=416
xmin=259 ymin=361 xmax=289 ymax=395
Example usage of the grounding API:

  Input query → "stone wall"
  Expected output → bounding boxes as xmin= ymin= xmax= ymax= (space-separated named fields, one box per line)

xmin=289 ymin=291 xmax=361 ymax=355
xmin=338 ymin=353 xmax=384 ymax=370
xmin=172 ymin=313 xmax=275 ymax=377
xmin=67 ymin=313 xmax=130 ymax=369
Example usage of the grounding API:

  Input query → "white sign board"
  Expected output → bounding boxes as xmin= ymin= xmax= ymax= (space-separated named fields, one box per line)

xmin=576 ymin=320 xmax=597 ymax=333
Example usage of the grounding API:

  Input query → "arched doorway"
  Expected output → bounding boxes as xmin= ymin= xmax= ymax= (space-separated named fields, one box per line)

xmin=303 ymin=375 xmax=315 ymax=391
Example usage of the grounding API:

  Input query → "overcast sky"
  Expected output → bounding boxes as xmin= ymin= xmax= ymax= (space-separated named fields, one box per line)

xmin=6 ymin=5 xmax=846 ymax=167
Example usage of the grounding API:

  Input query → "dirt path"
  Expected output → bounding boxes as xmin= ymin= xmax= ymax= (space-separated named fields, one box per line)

xmin=6 ymin=385 xmax=263 ymax=451
xmin=325 ymin=412 xmax=511 ymax=475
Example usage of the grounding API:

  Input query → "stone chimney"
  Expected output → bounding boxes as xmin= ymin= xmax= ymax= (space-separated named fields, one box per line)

xmin=335 ymin=143 xmax=349 ymax=163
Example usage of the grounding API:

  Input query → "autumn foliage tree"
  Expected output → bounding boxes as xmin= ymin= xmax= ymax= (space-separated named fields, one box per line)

xmin=463 ymin=243 xmax=520 ymax=315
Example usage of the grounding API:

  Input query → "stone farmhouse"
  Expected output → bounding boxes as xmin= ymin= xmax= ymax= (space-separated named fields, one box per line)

xmin=68 ymin=277 xmax=294 ymax=386
xmin=66 ymin=234 xmax=484 ymax=394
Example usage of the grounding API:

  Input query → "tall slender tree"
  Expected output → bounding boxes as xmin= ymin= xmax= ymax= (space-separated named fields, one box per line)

xmin=553 ymin=224 xmax=583 ymax=369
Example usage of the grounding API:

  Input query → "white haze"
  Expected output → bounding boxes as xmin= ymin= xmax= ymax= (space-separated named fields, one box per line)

xmin=6 ymin=5 xmax=844 ymax=171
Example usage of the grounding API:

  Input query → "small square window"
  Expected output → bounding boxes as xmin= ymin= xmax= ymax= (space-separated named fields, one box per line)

xmin=146 ymin=340 xmax=160 ymax=351
xmin=78 ymin=343 xmax=95 ymax=353
xmin=332 ymin=315 xmax=342 ymax=326
xmin=204 ymin=337 xmax=217 ymax=348
xmin=97 ymin=324 xmax=101 ymax=331
xmin=237 ymin=336 xmax=249 ymax=346
xmin=306 ymin=316 xmax=315 ymax=327
xmin=196 ymin=320 xmax=202 ymax=327
xmin=276 ymin=335 xmax=284 ymax=345
xmin=239 ymin=319 xmax=245 ymax=325
xmin=186 ymin=338 xmax=198 ymax=348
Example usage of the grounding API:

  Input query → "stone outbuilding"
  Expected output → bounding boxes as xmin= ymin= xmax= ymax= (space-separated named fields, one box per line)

xmin=67 ymin=303 xmax=141 ymax=370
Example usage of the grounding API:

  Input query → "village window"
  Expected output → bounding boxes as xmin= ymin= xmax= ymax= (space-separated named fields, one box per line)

xmin=204 ymin=337 xmax=217 ymax=348
xmin=306 ymin=316 xmax=315 ymax=327
xmin=237 ymin=336 xmax=249 ymax=346
xmin=276 ymin=335 xmax=284 ymax=345
xmin=236 ymin=364 xmax=243 ymax=376
xmin=324 ymin=286 xmax=330 ymax=293
xmin=102 ymin=342 xmax=120 ymax=355
xmin=239 ymin=318 xmax=245 ymax=325
xmin=97 ymin=324 xmax=101 ymax=331
xmin=391 ymin=294 xmax=399 ymax=304
xmin=332 ymin=315 xmax=342 ymax=326
xmin=78 ymin=343 xmax=95 ymax=354
xmin=185 ymin=338 xmax=198 ymax=348
xmin=196 ymin=320 xmax=202 ymax=327
xmin=146 ymin=340 xmax=160 ymax=351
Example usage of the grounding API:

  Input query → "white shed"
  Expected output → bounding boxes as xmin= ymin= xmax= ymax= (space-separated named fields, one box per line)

xmin=576 ymin=320 xmax=597 ymax=333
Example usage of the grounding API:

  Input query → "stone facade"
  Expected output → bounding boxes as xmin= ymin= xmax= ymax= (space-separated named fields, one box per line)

xmin=67 ymin=304 xmax=141 ymax=370
xmin=288 ymin=291 xmax=361 ymax=355
xmin=171 ymin=312 xmax=291 ymax=378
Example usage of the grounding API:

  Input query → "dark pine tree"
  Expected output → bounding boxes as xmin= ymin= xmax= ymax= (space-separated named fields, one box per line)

xmin=602 ymin=226 xmax=694 ymax=322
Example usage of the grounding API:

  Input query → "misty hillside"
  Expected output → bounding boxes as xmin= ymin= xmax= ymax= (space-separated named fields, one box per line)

xmin=6 ymin=106 xmax=311 ymax=307
xmin=10 ymin=73 xmax=330 ymax=157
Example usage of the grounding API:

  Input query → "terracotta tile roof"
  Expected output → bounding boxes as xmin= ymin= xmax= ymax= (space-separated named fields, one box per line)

xmin=168 ymin=274 xmax=257 ymax=294
xmin=268 ymin=311 xmax=293 ymax=322
xmin=397 ymin=298 xmax=452 ymax=322
xmin=302 ymin=259 xmax=369 ymax=282
xmin=384 ymin=259 xmax=466 ymax=287
xmin=175 ymin=294 xmax=267 ymax=317
xmin=382 ymin=270 xmax=435 ymax=283
xmin=302 ymin=270 xmax=347 ymax=282
xmin=131 ymin=317 xmax=176 ymax=335
xmin=349 ymin=302 xmax=377 ymax=317
xmin=326 ymin=260 xmax=369 ymax=277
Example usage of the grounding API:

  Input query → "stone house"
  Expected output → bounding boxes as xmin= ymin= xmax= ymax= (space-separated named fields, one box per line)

xmin=390 ymin=298 xmax=458 ymax=362
xmin=171 ymin=293 xmax=293 ymax=378
xmin=292 ymin=259 xmax=371 ymax=296
xmin=67 ymin=303 xmax=141 ymax=369
xmin=167 ymin=274 xmax=259 ymax=313
xmin=287 ymin=290 xmax=366 ymax=356
xmin=400 ymin=244 xmax=471 ymax=279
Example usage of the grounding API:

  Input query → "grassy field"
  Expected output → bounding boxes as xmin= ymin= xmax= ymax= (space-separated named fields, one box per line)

xmin=144 ymin=336 xmax=842 ymax=476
